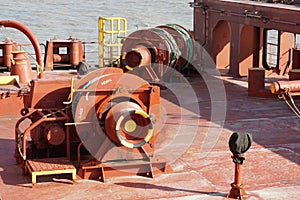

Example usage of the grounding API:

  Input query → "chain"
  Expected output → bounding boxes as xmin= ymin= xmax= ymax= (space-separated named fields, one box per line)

xmin=17 ymin=132 xmax=26 ymax=160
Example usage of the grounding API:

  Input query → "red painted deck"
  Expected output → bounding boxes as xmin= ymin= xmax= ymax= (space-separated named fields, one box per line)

xmin=0 ymin=69 xmax=299 ymax=199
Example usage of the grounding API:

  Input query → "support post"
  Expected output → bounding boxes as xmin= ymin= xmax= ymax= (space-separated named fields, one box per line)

xmin=227 ymin=163 xmax=246 ymax=199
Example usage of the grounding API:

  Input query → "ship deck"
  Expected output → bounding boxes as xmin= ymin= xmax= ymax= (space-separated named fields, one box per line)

xmin=0 ymin=69 xmax=299 ymax=199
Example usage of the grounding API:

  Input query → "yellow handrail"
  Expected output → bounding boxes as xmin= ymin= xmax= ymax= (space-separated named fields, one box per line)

xmin=98 ymin=17 xmax=127 ymax=68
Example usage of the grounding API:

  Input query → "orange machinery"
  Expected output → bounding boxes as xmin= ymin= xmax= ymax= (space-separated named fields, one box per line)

xmin=0 ymin=40 xmax=17 ymax=70
xmin=14 ymin=68 xmax=167 ymax=182
xmin=44 ymin=37 xmax=85 ymax=71
xmin=1 ymin=20 xmax=195 ymax=184
xmin=120 ymin=24 xmax=194 ymax=82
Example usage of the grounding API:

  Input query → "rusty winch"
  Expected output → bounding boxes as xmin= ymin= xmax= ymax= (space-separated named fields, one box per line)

xmin=1 ymin=20 xmax=196 ymax=185
xmin=15 ymin=67 xmax=167 ymax=183
xmin=120 ymin=24 xmax=194 ymax=82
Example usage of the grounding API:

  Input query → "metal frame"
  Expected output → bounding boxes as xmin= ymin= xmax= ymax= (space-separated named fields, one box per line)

xmin=98 ymin=17 xmax=127 ymax=67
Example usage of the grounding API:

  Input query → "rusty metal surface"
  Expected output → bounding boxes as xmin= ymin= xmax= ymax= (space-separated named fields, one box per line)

xmin=0 ymin=70 xmax=78 ymax=117
xmin=27 ymin=77 xmax=71 ymax=109
xmin=27 ymin=158 xmax=76 ymax=172
xmin=193 ymin=0 xmax=300 ymax=77
xmin=0 ymin=40 xmax=17 ymax=70
xmin=192 ymin=0 xmax=300 ymax=34
xmin=0 ymin=20 xmax=44 ymax=78
xmin=72 ymin=69 xmax=163 ymax=179
xmin=270 ymin=79 xmax=300 ymax=97
xmin=9 ymin=68 xmax=165 ymax=183
xmin=10 ymin=51 xmax=34 ymax=84
xmin=44 ymin=39 xmax=84 ymax=71
xmin=120 ymin=24 xmax=193 ymax=81
xmin=0 ymin=3 xmax=300 ymax=198
xmin=15 ymin=108 xmax=70 ymax=163
xmin=0 ymin=70 xmax=299 ymax=199
xmin=0 ymin=81 xmax=29 ymax=116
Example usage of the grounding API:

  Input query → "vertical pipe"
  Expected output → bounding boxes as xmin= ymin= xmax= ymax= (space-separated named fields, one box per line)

xmin=234 ymin=163 xmax=242 ymax=186
xmin=3 ymin=42 xmax=13 ymax=67
xmin=70 ymin=41 xmax=79 ymax=66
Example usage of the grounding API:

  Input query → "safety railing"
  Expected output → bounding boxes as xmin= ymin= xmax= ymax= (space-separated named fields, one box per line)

xmin=98 ymin=17 xmax=127 ymax=67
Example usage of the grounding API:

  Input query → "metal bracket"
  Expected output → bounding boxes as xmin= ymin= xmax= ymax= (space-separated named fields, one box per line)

xmin=63 ymin=78 xmax=75 ymax=105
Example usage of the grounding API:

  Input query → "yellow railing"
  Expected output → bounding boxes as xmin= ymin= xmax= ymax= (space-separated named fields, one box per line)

xmin=98 ymin=17 xmax=127 ymax=67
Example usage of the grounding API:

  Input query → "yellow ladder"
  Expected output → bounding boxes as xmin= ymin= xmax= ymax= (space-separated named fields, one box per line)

xmin=98 ymin=17 xmax=127 ymax=67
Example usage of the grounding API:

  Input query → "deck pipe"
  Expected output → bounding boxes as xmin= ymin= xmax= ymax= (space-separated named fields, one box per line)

xmin=0 ymin=20 xmax=44 ymax=78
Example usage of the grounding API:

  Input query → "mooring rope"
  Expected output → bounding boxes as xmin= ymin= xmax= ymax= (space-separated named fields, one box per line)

xmin=278 ymin=88 xmax=300 ymax=118
xmin=165 ymin=24 xmax=193 ymax=71
xmin=150 ymin=27 xmax=181 ymax=68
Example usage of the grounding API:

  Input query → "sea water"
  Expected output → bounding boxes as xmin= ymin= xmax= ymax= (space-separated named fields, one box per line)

xmin=0 ymin=0 xmax=193 ymax=64
xmin=0 ymin=1 xmax=298 ymax=65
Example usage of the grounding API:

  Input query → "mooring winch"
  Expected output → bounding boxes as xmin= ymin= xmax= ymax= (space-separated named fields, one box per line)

xmin=1 ymin=19 xmax=193 ymax=185
xmin=120 ymin=24 xmax=194 ymax=82
xmin=15 ymin=67 xmax=167 ymax=184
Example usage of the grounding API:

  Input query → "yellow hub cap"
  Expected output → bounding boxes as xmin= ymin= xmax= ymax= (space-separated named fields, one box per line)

xmin=124 ymin=120 xmax=137 ymax=132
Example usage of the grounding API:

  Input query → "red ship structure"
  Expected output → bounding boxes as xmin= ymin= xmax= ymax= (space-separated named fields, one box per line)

xmin=0 ymin=1 xmax=299 ymax=199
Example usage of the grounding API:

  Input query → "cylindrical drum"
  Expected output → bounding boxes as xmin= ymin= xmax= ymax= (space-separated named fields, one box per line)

xmin=270 ymin=80 xmax=300 ymax=94
xmin=53 ymin=54 xmax=70 ymax=63
xmin=69 ymin=41 xmax=80 ymax=66
xmin=121 ymin=24 xmax=193 ymax=76
xmin=105 ymin=101 xmax=153 ymax=148
xmin=43 ymin=123 xmax=65 ymax=146
xmin=3 ymin=42 xmax=13 ymax=68
xmin=122 ymin=45 xmax=152 ymax=71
